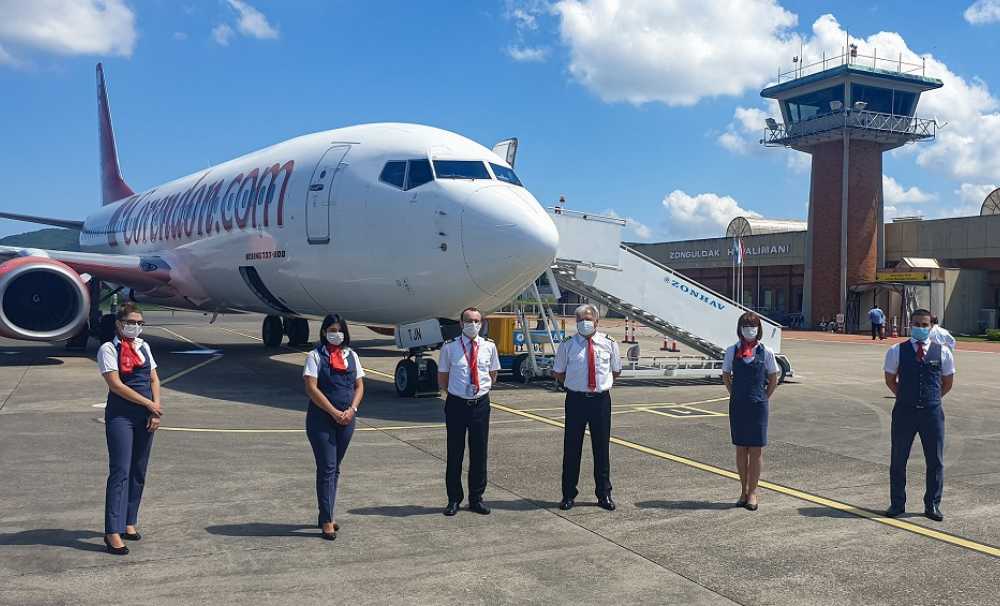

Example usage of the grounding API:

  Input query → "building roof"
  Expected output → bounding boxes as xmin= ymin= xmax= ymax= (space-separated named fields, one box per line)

xmin=726 ymin=216 xmax=807 ymax=238
xmin=761 ymin=63 xmax=943 ymax=98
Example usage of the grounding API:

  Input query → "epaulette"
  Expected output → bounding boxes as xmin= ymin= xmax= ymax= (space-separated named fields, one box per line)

xmin=445 ymin=336 xmax=459 ymax=344
xmin=484 ymin=337 xmax=495 ymax=343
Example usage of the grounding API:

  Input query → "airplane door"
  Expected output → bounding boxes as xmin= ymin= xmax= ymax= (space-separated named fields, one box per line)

xmin=306 ymin=145 xmax=351 ymax=244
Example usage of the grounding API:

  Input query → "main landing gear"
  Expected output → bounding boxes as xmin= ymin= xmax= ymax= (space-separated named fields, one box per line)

xmin=262 ymin=315 xmax=311 ymax=348
xmin=394 ymin=352 xmax=439 ymax=398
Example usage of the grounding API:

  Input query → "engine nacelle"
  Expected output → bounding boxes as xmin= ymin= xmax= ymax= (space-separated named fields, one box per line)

xmin=0 ymin=257 xmax=90 ymax=341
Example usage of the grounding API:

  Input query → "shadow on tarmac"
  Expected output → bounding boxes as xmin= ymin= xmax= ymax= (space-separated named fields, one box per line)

xmin=204 ymin=523 xmax=317 ymax=538
xmin=347 ymin=499 xmax=540 ymax=517
xmin=634 ymin=500 xmax=734 ymax=511
xmin=0 ymin=528 xmax=105 ymax=552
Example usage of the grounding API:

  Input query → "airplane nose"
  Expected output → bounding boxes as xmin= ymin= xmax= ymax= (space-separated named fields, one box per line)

xmin=461 ymin=185 xmax=559 ymax=297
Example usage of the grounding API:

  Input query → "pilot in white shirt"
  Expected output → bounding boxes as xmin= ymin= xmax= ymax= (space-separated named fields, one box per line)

xmin=437 ymin=307 xmax=500 ymax=516
xmin=552 ymin=304 xmax=622 ymax=512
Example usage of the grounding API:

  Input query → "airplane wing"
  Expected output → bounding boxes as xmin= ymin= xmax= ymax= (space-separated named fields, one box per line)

xmin=0 ymin=211 xmax=85 ymax=230
xmin=0 ymin=246 xmax=172 ymax=291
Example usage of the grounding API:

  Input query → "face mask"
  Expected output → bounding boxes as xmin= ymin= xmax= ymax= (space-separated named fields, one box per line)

xmin=911 ymin=326 xmax=930 ymax=341
xmin=740 ymin=326 xmax=758 ymax=341
xmin=121 ymin=323 xmax=142 ymax=340
xmin=462 ymin=322 xmax=481 ymax=338
xmin=326 ymin=331 xmax=344 ymax=346
xmin=577 ymin=320 xmax=596 ymax=337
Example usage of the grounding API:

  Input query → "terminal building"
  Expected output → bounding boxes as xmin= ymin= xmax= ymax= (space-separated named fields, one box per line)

xmin=632 ymin=50 xmax=1000 ymax=335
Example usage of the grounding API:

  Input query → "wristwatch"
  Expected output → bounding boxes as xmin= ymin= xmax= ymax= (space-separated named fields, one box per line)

xmin=351 ymin=406 xmax=358 ymax=413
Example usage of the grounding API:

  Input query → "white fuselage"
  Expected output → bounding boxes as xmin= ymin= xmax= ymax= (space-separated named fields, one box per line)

xmin=79 ymin=123 xmax=559 ymax=324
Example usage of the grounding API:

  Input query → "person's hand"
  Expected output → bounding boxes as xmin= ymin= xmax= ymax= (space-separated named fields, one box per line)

xmin=343 ymin=407 xmax=357 ymax=424
xmin=147 ymin=416 xmax=161 ymax=433
xmin=147 ymin=400 xmax=163 ymax=417
xmin=329 ymin=408 xmax=347 ymax=424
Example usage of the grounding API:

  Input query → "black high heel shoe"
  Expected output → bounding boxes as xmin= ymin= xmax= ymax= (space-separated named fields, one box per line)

xmin=104 ymin=537 xmax=129 ymax=555
xmin=122 ymin=531 xmax=142 ymax=541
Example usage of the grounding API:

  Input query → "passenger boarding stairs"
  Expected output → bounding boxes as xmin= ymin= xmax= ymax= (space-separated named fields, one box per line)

xmin=547 ymin=209 xmax=789 ymax=375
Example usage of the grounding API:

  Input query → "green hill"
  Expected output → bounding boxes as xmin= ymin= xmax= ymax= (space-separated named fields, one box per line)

xmin=0 ymin=228 xmax=81 ymax=251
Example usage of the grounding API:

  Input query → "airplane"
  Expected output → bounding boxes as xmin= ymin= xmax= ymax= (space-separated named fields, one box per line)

xmin=0 ymin=64 xmax=560 ymax=396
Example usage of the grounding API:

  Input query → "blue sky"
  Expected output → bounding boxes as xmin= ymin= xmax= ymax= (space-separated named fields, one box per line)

xmin=2 ymin=0 xmax=999 ymax=242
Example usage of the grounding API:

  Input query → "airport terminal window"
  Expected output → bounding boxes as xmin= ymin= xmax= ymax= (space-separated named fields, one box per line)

xmin=433 ymin=160 xmax=491 ymax=180
xmin=785 ymin=85 xmax=845 ymax=122
xmin=379 ymin=161 xmax=406 ymax=189
xmin=489 ymin=163 xmax=523 ymax=187
xmin=851 ymin=84 xmax=915 ymax=115
xmin=405 ymin=159 xmax=433 ymax=190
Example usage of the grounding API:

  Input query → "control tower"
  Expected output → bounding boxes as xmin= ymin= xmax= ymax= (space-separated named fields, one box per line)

xmin=761 ymin=50 xmax=942 ymax=325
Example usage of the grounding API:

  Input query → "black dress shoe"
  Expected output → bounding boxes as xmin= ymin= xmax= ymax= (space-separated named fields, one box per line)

xmin=103 ymin=537 xmax=129 ymax=555
xmin=597 ymin=496 xmax=616 ymax=511
xmin=924 ymin=506 xmax=944 ymax=522
xmin=468 ymin=502 xmax=491 ymax=515
xmin=736 ymin=498 xmax=747 ymax=508
xmin=884 ymin=506 xmax=904 ymax=518
xmin=443 ymin=502 xmax=460 ymax=516
xmin=744 ymin=501 xmax=759 ymax=511
xmin=321 ymin=530 xmax=337 ymax=541
xmin=559 ymin=498 xmax=574 ymax=511
xmin=122 ymin=531 xmax=141 ymax=541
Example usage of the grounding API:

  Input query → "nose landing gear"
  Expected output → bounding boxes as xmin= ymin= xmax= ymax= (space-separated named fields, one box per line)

xmin=394 ymin=353 xmax=438 ymax=397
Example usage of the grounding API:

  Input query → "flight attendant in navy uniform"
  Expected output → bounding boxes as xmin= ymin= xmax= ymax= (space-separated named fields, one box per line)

xmin=98 ymin=303 xmax=162 ymax=555
xmin=883 ymin=308 xmax=955 ymax=521
xmin=722 ymin=311 xmax=780 ymax=511
xmin=304 ymin=314 xmax=365 ymax=540
xmin=553 ymin=304 xmax=622 ymax=511
xmin=437 ymin=307 xmax=501 ymax=516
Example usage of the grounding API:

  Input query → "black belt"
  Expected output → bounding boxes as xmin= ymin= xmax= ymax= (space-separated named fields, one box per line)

xmin=566 ymin=389 xmax=609 ymax=398
xmin=448 ymin=393 xmax=489 ymax=406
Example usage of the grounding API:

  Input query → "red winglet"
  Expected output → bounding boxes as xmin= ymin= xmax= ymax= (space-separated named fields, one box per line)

xmin=97 ymin=63 xmax=135 ymax=205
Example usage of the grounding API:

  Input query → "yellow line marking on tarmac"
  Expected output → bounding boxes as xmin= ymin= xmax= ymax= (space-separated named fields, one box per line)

xmin=487 ymin=401 xmax=1000 ymax=559
xmin=152 ymin=419 xmax=535 ymax=434
xmin=637 ymin=406 xmax=727 ymax=419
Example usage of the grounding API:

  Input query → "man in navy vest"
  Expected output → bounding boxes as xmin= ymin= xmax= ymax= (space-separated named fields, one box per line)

xmin=883 ymin=308 xmax=955 ymax=521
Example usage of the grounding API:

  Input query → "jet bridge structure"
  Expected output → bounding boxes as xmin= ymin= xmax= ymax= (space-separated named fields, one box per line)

xmin=517 ymin=209 xmax=793 ymax=382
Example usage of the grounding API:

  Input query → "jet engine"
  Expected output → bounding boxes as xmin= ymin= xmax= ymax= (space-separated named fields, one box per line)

xmin=0 ymin=256 xmax=90 ymax=341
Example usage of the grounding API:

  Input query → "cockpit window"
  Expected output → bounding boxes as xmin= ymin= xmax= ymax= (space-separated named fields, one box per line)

xmin=433 ymin=160 xmax=490 ymax=180
xmin=489 ymin=163 xmax=523 ymax=187
xmin=379 ymin=161 xmax=406 ymax=189
xmin=405 ymin=159 xmax=433 ymax=190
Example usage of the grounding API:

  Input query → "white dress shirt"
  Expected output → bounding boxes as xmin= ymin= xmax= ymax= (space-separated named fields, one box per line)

xmin=438 ymin=336 xmax=501 ymax=398
xmin=930 ymin=325 xmax=957 ymax=352
xmin=553 ymin=333 xmax=622 ymax=393
xmin=884 ymin=338 xmax=956 ymax=376
xmin=97 ymin=337 xmax=157 ymax=375
xmin=303 ymin=347 xmax=366 ymax=379
xmin=722 ymin=343 xmax=779 ymax=375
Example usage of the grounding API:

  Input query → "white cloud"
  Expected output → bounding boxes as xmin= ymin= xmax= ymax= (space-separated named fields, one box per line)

xmin=552 ymin=0 xmax=798 ymax=106
xmin=786 ymin=150 xmax=811 ymax=173
xmin=603 ymin=209 xmax=654 ymax=240
xmin=173 ymin=32 xmax=188 ymax=41
xmin=226 ymin=0 xmax=279 ymax=40
xmin=964 ymin=0 xmax=1000 ymax=24
xmin=0 ymin=44 xmax=18 ymax=66
xmin=506 ymin=45 xmax=548 ymax=62
xmin=717 ymin=106 xmax=770 ymax=154
xmin=661 ymin=190 xmax=761 ymax=240
xmin=0 ymin=0 xmax=136 ymax=64
xmin=950 ymin=182 xmax=997 ymax=216
xmin=883 ymin=175 xmax=935 ymax=205
xmin=212 ymin=24 xmax=234 ymax=46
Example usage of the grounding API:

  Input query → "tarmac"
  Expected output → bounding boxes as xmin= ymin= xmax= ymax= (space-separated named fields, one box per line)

xmin=1 ymin=311 xmax=998 ymax=606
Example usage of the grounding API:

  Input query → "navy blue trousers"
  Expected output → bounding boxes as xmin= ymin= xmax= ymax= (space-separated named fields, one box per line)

xmin=306 ymin=404 xmax=355 ymax=524
xmin=104 ymin=411 xmax=155 ymax=534
xmin=562 ymin=390 xmax=612 ymax=500
xmin=890 ymin=405 xmax=945 ymax=509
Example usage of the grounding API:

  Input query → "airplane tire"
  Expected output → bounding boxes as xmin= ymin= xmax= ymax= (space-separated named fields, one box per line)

xmin=776 ymin=356 xmax=789 ymax=384
xmin=512 ymin=353 xmax=532 ymax=384
xmin=285 ymin=317 xmax=310 ymax=346
xmin=263 ymin=315 xmax=284 ymax=348
xmin=418 ymin=358 xmax=439 ymax=392
xmin=395 ymin=359 xmax=418 ymax=397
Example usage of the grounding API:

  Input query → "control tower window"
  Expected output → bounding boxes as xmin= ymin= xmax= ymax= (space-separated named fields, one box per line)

xmin=785 ymin=85 xmax=845 ymax=122
xmin=433 ymin=160 xmax=491 ymax=180
xmin=489 ymin=163 xmax=523 ymax=187
xmin=379 ymin=161 xmax=406 ymax=189
xmin=405 ymin=159 xmax=433 ymax=190
xmin=851 ymin=84 xmax=915 ymax=115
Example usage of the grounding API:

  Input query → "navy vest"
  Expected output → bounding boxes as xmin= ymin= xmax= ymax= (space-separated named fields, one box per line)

xmin=895 ymin=341 xmax=942 ymax=409
xmin=731 ymin=344 xmax=768 ymax=405
xmin=311 ymin=345 xmax=358 ymax=411
xmin=107 ymin=341 xmax=153 ymax=415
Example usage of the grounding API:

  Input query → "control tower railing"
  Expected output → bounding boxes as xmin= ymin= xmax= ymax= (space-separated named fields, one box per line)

xmin=775 ymin=49 xmax=927 ymax=85
xmin=763 ymin=109 xmax=936 ymax=149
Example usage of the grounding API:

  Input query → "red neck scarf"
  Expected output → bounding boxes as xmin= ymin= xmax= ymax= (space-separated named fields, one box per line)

xmin=326 ymin=344 xmax=348 ymax=372
xmin=737 ymin=338 xmax=758 ymax=360
xmin=119 ymin=338 xmax=142 ymax=375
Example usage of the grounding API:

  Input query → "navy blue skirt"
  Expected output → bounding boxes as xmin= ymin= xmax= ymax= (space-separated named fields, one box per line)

xmin=729 ymin=398 xmax=768 ymax=447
